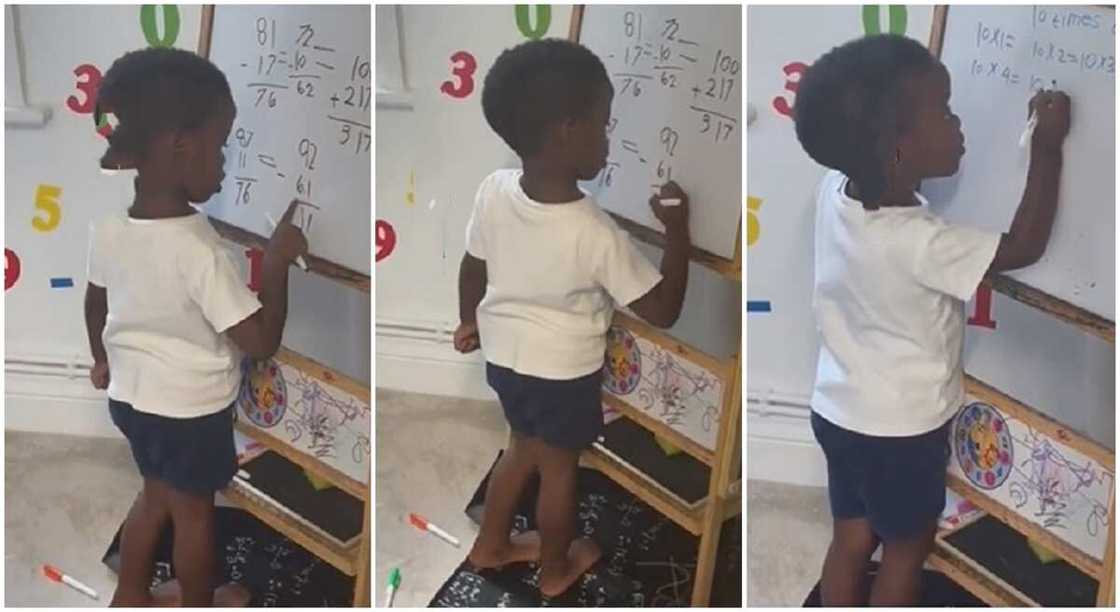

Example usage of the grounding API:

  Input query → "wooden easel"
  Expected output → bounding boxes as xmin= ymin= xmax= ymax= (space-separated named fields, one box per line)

xmin=198 ymin=6 xmax=371 ymax=605
xmin=569 ymin=7 xmax=743 ymax=604
xmin=926 ymin=6 xmax=1115 ymax=604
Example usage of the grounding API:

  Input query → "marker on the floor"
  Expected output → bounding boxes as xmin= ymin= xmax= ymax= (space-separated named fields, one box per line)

xmin=385 ymin=567 xmax=401 ymax=607
xmin=42 ymin=564 xmax=99 ymax=600
xmin=408 ymin=512 xmax=460 ymax=547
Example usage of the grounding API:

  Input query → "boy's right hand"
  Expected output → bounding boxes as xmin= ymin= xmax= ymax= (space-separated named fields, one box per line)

xmin=267 ymin=200 xmax=309 ymax=264
xmin=90 ymin=361 xmax=110 ymax=390
xmin=453 ymin=322 xmax=480 ymax=353
xmin=1030 ymin=89 xmax=1071 ymax=150
xmin=649 ymin=181 xmax=690 ymax=239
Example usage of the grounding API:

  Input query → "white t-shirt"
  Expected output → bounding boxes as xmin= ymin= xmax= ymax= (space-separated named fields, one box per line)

xmin=812 ymin=170 xmax=1001 ymax=436
xmin=466 ymin=169 xmax=662 ymax=380
xmin=87 ymin=211 xmax=262 ymax=419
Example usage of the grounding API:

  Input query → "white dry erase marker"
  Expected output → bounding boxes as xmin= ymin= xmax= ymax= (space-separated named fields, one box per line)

xmin=264 ymin=213 xmax=309 ymax=271
xmin=651 ymin=186 xmax=682 ymax=207
xmin=1020 ymin=79 xmax=1058 ymax=148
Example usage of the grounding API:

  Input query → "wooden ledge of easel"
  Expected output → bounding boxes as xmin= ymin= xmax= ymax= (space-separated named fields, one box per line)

xmin=608 ymin=211 xmax=742 ymax=282
xmin=235 ymin=422 xmax=367 ymax=500
xmin=613 ymin=311 xmax=737 ymax=384
xmin=275 ymin=346 xmax=371 ymax=405
xmin=581 ymin=444 xmax=704 ymax=535
xmin=965 ymin=374 xmax=1112 ymax=471
xmin=982 ymin=275 xmax=1114 ymax=344
xmin=602 ymin=395 xmax=715 ymax=467
xmin=946 ymin=473 xmax=1103 ymax=581
xmin=928 ymin=540 xmax=1035 ymax=606
xmin=210 ymin=216 xmax=372 ymax=293
xmin=581 ymin=442 xmax=738 ymax=537
xmin=223 ymin=478 xmax=362 ymax=576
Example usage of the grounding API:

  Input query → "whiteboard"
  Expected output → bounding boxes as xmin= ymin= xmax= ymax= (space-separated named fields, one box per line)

xmin=578 ymin=5 xmax=742 ymax=259
xmin=925 ymin=5 xmax=1115 ymax=321
xmin=205 ymin=5 xmax=370 ymax=276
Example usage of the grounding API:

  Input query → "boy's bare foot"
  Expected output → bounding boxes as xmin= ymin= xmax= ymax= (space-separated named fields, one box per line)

xmin=149 ymin=579 xmax=252 ymax=607
xmin=539 ymin=537 xmax=601 ymax=598
xmin=468 ymin=530 xmax=542 ymax=569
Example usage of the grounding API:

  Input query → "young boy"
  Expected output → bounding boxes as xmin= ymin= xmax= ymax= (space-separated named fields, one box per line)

xmin=85 ymin=47 xmax=307 ymax=606
xmin=454 ymin=39 xmax=691 ymax=597
xmin=793 ymin=35 xmax=1070 ymax=605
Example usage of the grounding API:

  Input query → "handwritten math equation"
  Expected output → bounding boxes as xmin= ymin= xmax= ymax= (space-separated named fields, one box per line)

xmin=967 ymin=9 xmax=1115 ymax=90
xmin=597 ymin=10 xmax=740 ymax=193
xmin=222 ymin=15 xmax=370 ymax=228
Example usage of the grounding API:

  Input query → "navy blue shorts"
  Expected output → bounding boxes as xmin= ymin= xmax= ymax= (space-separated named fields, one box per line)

xmin=109 ymin=398 xmax=238 ymax=497
xmin=486 ymin=363 xmax=604 ymax=450
xmin=811 ymin=411 xmax=952 ymax=541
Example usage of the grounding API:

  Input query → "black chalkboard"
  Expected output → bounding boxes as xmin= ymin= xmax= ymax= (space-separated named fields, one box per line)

xmin=943 ymin=515 xmax=1097 ymax=606
xmin=237 ymin=450 xmax=363 ymax=546
xmin=596 ymin=417 xmax=711 ymax=505
xmin=103 ymin=506 xmax=354 ymax=606
xmin=432 ymin=452 xmax=741 ymax=607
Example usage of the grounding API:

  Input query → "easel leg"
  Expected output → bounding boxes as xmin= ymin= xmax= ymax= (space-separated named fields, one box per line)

xmin=353 ymin=491 xmax=372 ymax=606
xmin=1097 ymin=493 xmax=1115 ymax=605
xmin=690 ymin=498 xmax=725 ymax=605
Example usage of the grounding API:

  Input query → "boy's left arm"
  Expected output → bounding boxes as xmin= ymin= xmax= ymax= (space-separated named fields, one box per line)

xmin=84 ymin=283 xmax=110 ymax=389
xmin=455 ymin=253 xmax=487 ymax=353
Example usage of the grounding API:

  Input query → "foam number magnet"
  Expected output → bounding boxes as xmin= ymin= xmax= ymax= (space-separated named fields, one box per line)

xmin=746 ymin=196 xmax=763 ymax=247
xmin=968 ymin=285 xmax=998 ymax=330
xmin=140 ymin=4 xmax=181 ymax=48
xmin=375 ymin=220 xmax=397 ymax=263
xmin=95 ymin=112 xmax=114 ymax=139
xmin=862 ymin=5 xmax=908 ymax=36
xmin=515 ymin=5 xmax=551 ymax=40
xmin=440 ymin=51 xmax=477 ymax=99
xmin=66 ymin=64 xmax=103 ymax=115
xmin=32 ymin=184 xmax=62 ymax=233
xmin=772 ymin=61 xmax=808 ymax=118
xmin=5 ymin=249 xmax=21 ymax=291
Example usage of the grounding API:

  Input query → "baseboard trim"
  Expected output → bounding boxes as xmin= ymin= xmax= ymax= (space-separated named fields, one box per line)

xmin=375 ymin=333 xmax=495 ymax=401
xmin=5 ymin=373 xmax=120 ymax=437
xmin=746 ymin=407 xmax=827 ymax=488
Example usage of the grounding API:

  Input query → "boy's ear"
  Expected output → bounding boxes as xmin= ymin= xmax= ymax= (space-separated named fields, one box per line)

xmin=170 ymin=129 xmax=195 ymax=157
xmin=557 ymin=117 xmax=579 ymax=145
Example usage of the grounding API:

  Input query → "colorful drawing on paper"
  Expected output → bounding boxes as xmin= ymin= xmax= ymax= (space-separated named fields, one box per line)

xmin=954 ymin=402 xmax=1013 ymax=490
xmin=949 ymin=398 xmax=1114 ymax=561
xmin=604 ymin=326 xmax=642 ymax=395
xmin=601 ymin=325 xmax=723 ymax=451
xmin=238 ymin=358 xmax=371 ymax=484
xmin=238 ymin=359 xmax=288 ymax=428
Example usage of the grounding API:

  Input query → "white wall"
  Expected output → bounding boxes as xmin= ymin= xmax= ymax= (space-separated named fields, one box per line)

xmin=375 ymin=4 xmax=740 ymax=396
xmin=5 ymin=5 xmax=368 ymax=437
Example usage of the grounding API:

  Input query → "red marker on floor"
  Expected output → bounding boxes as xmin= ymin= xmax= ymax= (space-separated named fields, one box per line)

xmin=408 ymin=512 xmax=460 ymax=547
xmin=42 ymin=564 xmax=99 ymax=600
